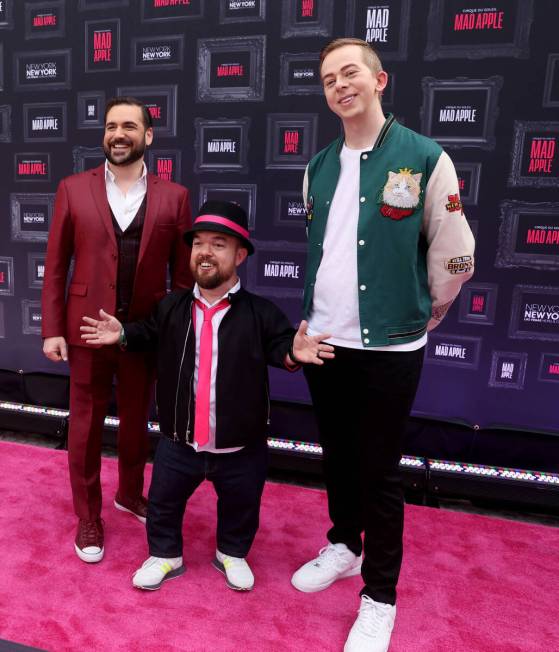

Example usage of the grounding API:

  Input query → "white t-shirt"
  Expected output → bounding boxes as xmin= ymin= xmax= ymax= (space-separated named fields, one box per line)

xmin=307 ymin=144 xmax=427 ymax=352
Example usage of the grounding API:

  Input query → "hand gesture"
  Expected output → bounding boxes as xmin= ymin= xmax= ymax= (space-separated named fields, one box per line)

xmin=80 ymin=309 xmax=122 ymax=346
xmin=292 ymin=320 xmax=335 ymax=365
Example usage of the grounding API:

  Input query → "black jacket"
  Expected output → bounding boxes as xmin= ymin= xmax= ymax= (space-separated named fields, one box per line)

xmin=123 ymin=287 xmax=296 ymax=448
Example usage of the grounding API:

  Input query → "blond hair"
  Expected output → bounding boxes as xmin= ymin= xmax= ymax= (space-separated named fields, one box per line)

xmin=319 ymin=38 xmax=383 ymax=75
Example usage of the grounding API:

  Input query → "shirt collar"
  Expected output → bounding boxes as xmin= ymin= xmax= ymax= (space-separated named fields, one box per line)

xmin=193 ymin=279 xmax=241 ymax=307
xmin=104 ymin=160 xmax=147 ymax=186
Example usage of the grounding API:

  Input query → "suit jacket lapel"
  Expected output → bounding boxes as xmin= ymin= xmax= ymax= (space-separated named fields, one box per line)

xmin=138 ymin=173 xmax=161 ymax=263
xmin=90 ymin=163 xmax=117 ymax=248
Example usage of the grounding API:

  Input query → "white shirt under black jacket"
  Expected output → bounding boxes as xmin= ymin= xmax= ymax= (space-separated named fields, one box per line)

xmin=190 ymin=280 xmax=243 ymax=454
xmin=104 ymin=161 xmax=148 ymax=232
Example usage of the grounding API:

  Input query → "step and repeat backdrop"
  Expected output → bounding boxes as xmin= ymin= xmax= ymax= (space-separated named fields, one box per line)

xmin=0 ymin=0 xmax=558 ymax=434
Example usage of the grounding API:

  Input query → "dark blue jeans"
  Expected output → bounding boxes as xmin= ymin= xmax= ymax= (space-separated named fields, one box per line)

xmin=147 ymin=436 xmax=269 ymax=559
xmin=304 ymin=345 xmax=425 ymax=605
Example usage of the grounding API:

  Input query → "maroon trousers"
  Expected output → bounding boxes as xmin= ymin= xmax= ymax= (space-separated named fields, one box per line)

xmin=67 ymin=345 xmax=154 ymax=521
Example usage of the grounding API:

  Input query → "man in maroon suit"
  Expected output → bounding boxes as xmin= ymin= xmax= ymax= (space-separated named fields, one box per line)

xmin=42 ymin=97 xmax=192 ymax=563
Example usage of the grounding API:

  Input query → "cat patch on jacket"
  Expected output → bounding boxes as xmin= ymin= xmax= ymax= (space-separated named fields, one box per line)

xmin=378 ymin=168 xmax=423 ymax=221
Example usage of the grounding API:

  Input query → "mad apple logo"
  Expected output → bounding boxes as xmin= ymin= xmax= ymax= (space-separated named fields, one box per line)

xmin=426 ymin=333 xmax=480 ymax=367
xmin=526 ymin=138 xmax=556 ymax=175
xmin=156 ymin=157 xmax=173 ymax=180
xmin=16 ymin=155 xmax=49 ymax=180
xmin=366 ymin=5 xmax=390 ymax=44
xmin=93 ymin=29 xmax=112 ymax=63
xmin=470 ymin=293 xmax=486 ymax=314
xmin=453 ymin=9 xmax=504 ymax=32
xmin=283 ymin=129 xmax=300 ymax=154
xmin=298 ymin=0 xmax=316 ymax=20
xmin=264 ymin=260 xmax=301 ymax=279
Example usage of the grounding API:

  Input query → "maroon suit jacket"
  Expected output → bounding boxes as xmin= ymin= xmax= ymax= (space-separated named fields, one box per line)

xmin=42 ymin=164 xmax=193 ymax=346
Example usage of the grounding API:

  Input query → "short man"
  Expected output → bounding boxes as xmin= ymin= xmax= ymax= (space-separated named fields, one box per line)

xmin=290 ymin=39 xmax=475 ymax=651
xmin=80 ymin=200 xmax=333 ymax=591
xmin=42 ymin=97 xmax=192 ymax=563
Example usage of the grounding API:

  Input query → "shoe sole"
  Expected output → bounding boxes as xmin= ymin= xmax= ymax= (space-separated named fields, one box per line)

xmin=133 ymin=565 xmax=186 ymax=591
xmin=74 ymin=543 xmax=104 ymax=563
xmin=114 ymin=499 xmax=146 ymax=524
xmin=291 ymin=560 xmax=362 ymax=593
xmin=212 ymin=558 xmax=253 ymax=591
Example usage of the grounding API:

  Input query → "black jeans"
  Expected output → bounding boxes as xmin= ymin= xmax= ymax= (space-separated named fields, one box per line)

xmin=304 ymin=345 xmax=425 ymax=605
xmin=147 ymin=436 xmax=269 ymax=559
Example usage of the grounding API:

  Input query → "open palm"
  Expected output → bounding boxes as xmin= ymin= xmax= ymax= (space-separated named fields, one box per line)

xmin=80 ymin=309 xmax=123 ymax=346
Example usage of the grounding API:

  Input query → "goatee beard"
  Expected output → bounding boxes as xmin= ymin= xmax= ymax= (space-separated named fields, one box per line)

xmin=103 ymin=141 xmax=146 ymax=167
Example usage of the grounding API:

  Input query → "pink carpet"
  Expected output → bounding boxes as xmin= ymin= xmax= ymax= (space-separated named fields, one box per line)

xmin=0 ymin=440 xmax=558 ymax=652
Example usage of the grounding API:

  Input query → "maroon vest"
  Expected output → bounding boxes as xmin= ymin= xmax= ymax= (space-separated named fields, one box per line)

xmin=110 ymin=195 xmax=147 ymax=319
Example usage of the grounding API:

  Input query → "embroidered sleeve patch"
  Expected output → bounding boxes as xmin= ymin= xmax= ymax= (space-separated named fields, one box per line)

xmin=445 ymin=255 xmax=473 ymax=274
xmin=446 ymin=193 xmax=463 ymax=213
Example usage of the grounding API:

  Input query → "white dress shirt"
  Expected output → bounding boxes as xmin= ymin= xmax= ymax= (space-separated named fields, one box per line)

xmin=104 ymin=161 xmax=148 ymax=232
xmin=190 ymin=280 xmax=243 ymax=454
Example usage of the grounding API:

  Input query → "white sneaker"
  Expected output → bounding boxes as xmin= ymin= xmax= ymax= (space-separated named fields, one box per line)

xmin=132 ymin=556 xmax=185 ymax=590
xmin=344 ymin=595 xmax=396 ymax=652
xmin=212 ymin=549 xmax=254 ymax=591
xmin=291 ymin=543 xmax=362 ymax=593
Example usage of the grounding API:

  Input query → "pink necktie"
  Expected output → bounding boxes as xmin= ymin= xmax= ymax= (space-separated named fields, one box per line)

xmin=193 ymin=297 xmax=230 ymax=447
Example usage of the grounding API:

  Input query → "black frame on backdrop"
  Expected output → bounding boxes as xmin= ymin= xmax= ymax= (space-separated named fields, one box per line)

xmin=246 ymin=240 xmax=307 ymax=298
xmin=0 ymin=0 xmax=14 ymax=29
xmin=84 ymin=19 xmax=121 ymax=74
xmin=458 ymin=282 xmax=499 ymax=326
xmin=420 ymin=76 xmax=503 ymax=149
xmin=131 ymin=35 xmax=184 ymax=73
xmin=27 ymin=252 xmax=46 ymax=290
xmin=424 ymin=333 xmax=482 ymax=370
xmin=194 ymin=117 xmax=251 ymax=174
xmin=10 ymin=193 xmax=54 ymax=243
xmin=279 ymin=52 xmax=322 ymax=96
xmin=508 ymin=121 xmax=559 ymax=188
xmin=197 ymin=36 xmax=266 ymax=103
xmin=21 ymin=299 xmax=42 ymax=335
xmin=199 ymin=183 xmax=257 ymax=230
xmin=488 ymin=351 xmax=528 ymax=390
xmin=454 ymin=162 xmax=481 ymax=205
xmin=0 ymin=105 xmax=11 ymax=142
xmin=140 ymin=0 xmax=203 ymax=22
xmin=148 ymin=149 xmax=182 ymax=184
xmin=281 ymin=0 xmax=334 ymax=39
xmin=13 ymin=48 xmax=72 ymax=92
xmin=72 ymin=146 xmax=104 ymax=173
xmin=345 ymin=0 xmax=411 ymax=61
xmin=0 ymin=257 xmax=15 ymax=296
xmin=76 ymin=90 xmax=105 ymax=129
xmin=543 ymin=54 xmax=559 ymax=109
xmin=116 ymin=85 xmax=178 ymax=137
xmin=274 ymin=190 xmax=307 ymax=229
xmin=265 ymin=113 xmax=318 ymax=170
xmin=23 ymin=102 xmax=67 ymax=143
xmin=509 ymin=284 xmax=559 ymax=342
xmin=424 ymin=0 xmax=534 ymax=61
xmin=24 ymin=0 xmax=66 ymax=40
xmin=496 ymin=201 xmax=559 ymax=272
xmin=14 ymin=153 xmax=52 ymax=183
xmin=219 ymin=0 xmax=266 ymax=24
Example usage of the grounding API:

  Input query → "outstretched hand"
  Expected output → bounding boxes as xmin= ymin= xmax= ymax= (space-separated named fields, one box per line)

xmin=80 ymin=309 xmax=123 ymax=346
xmin=292 ymin=320 xmax=335 ymax=365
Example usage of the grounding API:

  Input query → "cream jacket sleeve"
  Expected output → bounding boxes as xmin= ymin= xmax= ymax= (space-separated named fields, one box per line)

xmin=422 ymin=150 xmax=475 ymax=331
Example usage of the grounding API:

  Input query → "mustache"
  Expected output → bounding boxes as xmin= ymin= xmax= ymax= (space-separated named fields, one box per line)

xmin=109 ymin=138 xmax=132 ymax=146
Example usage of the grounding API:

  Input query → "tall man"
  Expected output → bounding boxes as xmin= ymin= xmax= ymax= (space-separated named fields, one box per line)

xmin=290 ymin=39 xmax=475 ymax=652
xmin=42 ymin=97 xmax=192 ymax=563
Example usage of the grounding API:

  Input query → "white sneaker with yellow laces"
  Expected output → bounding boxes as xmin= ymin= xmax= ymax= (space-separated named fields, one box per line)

xmin=132 ymin=556 xmax=185 ymax=590
xmin=212 ymin=549 xmax=254 ymax=591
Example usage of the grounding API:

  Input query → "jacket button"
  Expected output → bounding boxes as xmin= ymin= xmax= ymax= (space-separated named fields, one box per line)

xmin=360 ymin=284 xmax=366 ymax=291
xmin=364 ymin=338 xmax=370 ymax=344
xmin=362 ymin=154 xmax=368 ymax=160
xmin=109 ymin=283 xmax=115 ymax=290
xmin=326 ymin=200 xmax=330 ymax=205
xmin=358 ymin=239 xmax=365 ymax=246
xmin=360 ymin=196 xmax=366 ymax=203
xmin=363 ymin=328 xmax=369 ymax=334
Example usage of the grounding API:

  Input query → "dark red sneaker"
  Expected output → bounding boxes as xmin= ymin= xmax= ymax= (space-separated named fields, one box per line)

xmin=75 ymin=518 xmax=104 ymax=563
xmin=114 ymin=493 xmax=147 ymax=524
